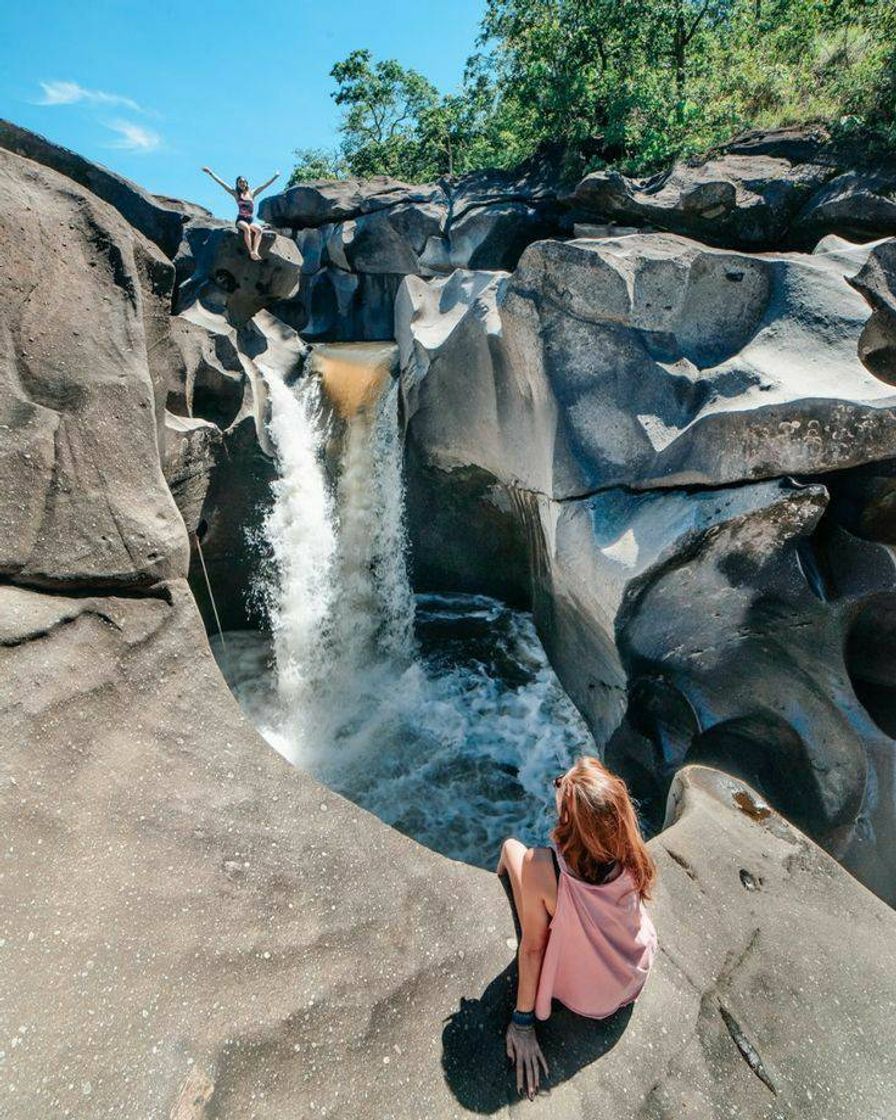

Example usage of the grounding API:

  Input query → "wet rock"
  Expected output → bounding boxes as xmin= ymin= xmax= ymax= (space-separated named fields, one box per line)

xmin=164 ymin=305 xmax=304 ymax=630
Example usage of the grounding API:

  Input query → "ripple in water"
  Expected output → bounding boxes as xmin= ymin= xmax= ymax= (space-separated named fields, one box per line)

xmin=212 ymin=593 xmax=595 ymax=868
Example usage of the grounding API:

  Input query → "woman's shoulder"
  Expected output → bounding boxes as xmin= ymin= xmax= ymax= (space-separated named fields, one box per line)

xmin=521 ymin=846 xmax=559 ymax=894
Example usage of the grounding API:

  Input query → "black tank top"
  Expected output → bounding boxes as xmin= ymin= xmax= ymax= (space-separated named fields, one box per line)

xmin=551 ymin=847 xmax=620 ymax=886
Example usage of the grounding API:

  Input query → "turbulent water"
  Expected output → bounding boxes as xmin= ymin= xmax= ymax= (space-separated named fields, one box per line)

xmin=213 ymin=360 xmax=595 ymax=868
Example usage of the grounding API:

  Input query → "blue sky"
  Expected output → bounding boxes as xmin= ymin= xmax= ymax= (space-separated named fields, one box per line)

xmin=1 ymin=0 xmax=486 ymax=217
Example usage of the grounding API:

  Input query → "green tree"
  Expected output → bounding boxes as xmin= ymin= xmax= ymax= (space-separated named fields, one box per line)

xmin=329 ymin=48 xmax=441 ymax=179
xmin=288 ymin=147 xmax=349 ymax=184
xmin=289 ymin=0 xmax=896 ymax=185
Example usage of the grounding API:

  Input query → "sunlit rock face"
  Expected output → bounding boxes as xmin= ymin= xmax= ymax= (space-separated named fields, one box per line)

xmin=258 ymin=166 xmax=563 ymax=341
xmin=397 ymin=231 xmax=896 ymax=902
xmin=0 ymin=146 xmax=189 ymax=591
xmin=399 ymin=235 xmax=896 ymax=498
xmin=566 ymin=124 xmax=896 ymax=250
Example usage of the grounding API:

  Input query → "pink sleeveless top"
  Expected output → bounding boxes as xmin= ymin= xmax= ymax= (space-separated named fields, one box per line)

xmin=534 ymin=846 xmax=657 ymax=1021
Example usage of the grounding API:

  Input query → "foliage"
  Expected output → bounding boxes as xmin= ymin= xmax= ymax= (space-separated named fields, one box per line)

xmin=290 ymin=0 xmax=896 ymax=184
xmin=288 ymin=147 xmax=348 ymax=184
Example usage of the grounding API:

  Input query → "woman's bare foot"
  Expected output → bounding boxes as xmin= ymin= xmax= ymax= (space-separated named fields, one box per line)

xmin=250 ymin=251 xmax=262 ymax=261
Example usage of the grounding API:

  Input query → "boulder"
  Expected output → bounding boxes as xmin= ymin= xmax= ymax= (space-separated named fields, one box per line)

xmin=399 ymin=235 xmax=896 ymax=500
xmin=2 ymin=582 xmax=894 ymax=1120
xmin=259 ymin=175 xmax=447 ymax=229
xmin=0 ymin=118 xmax=188 ymax=257
xmin=567 ymin=125 xmax=896 ymax=249
xmin=175 ymin=220 xmax=303 ymax=327
xmin=0 ymin=146 xmax=188 ymax=590
xmin=259 ymin=167 xmax=565 ymax=340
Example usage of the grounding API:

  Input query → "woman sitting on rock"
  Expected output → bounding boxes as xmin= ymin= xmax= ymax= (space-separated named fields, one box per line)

xmin=497 ymin=756 xmax=658 ymax=1099
xmin=201 ymin=166 xmax=280 ymax=261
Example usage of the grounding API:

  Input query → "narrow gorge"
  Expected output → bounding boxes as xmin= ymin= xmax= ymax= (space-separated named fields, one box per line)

xmin=2 ymin=117 xmax=896 ymax=1117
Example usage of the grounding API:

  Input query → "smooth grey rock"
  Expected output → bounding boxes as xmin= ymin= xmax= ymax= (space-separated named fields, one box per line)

xmin=259 ymin=176 xmax=446 ymax=228
xmin=849 ymin=237 xmax=896 ymax=385
xmin=175 ymin=219 xmax=302 ymax=326
xmin=2 ymin=586 xmax=894 ymax=1120
xmin=272 ymin=268 xmax=405 ymax=341
xmin=163 ymin=411 xmax=222 ymax=535
xmin=260 ymin=166 xmax=565 ymax=340
xmin=399 ymin=235 xmax=896 ymax=499
xmin=567 ymin=125 xmax=896 ymax=249
xmin=165 ymin=305 xmax=303 ymax=629
xmin=0 ymin=146 xmax=188 ymax=590
xmin=0 ymin=118 xmax=188 ymax=257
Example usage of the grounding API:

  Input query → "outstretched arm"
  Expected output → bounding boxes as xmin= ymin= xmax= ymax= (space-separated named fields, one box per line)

xmin=251 ymin=171 xmax=280 ymax=199
xmin=201 ymin=167 xmax=236 ymax=198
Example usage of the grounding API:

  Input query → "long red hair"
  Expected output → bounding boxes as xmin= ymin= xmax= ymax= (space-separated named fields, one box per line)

xmin=551 ymin=756 xmax=657 ymax=900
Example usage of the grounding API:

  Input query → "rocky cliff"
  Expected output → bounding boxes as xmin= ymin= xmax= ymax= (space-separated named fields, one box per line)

xmin=2 ymin=120 xmax=895 ymax=1118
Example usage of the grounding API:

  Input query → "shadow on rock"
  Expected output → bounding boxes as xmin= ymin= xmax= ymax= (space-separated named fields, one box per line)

xmin=442 ymin=878 xmax=632 ymax=1110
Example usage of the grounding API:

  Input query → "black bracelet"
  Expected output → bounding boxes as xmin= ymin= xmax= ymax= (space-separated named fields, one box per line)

xmin=511 ymin=1009 xmax=536 ymax=1028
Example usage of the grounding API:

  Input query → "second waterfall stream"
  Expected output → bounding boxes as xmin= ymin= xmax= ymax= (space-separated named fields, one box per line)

xmin=214 ymin=343 xmax=595 ymax=868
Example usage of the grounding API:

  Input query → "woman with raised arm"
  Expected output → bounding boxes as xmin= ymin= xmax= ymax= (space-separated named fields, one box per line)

xmin=496 ymin=756 xmax=658 ymax=1099
xmin=201 ymin=166 xmax=280 ymax=261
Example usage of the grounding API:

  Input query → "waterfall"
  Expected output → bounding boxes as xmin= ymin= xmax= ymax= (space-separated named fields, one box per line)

xmin=256 ymin=351 xmax=415 ymax=761
xmin=216 ymin=345 xmax=596 ymax=868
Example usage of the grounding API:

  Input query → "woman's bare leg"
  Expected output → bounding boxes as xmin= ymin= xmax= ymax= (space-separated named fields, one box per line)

xmin=237 ymin=221 xmax=255 ymax=257
xmin=251 ymin=226 xmax=264 ymax=258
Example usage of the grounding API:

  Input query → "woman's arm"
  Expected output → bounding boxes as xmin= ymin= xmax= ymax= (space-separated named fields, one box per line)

xmin=515 ymin=850 xmax=551 ymax=1011
xmin=502 ymin=848 xmax=551 ymax=1098
xmin=251 ymin=171 xmax=280 ymax=199
xmin=201 ymin=167 xmax=236 ymax=198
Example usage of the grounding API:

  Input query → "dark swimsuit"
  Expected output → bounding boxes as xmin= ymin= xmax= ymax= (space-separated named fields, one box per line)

xmin=236 ymin=193 xmax=254 ymax=228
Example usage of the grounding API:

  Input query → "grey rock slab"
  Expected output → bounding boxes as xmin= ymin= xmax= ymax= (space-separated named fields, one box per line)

xmin=0 ymin=146 xmax=188 ymax=589
xmin=566 ymin=125 xmax=896 ymax=249
xmin=259 ymin=176 xmax=446 ymax=229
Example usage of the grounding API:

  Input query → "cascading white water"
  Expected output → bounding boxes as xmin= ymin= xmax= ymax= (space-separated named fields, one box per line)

xmin=214 ymin=353 xmax=596 ymax=867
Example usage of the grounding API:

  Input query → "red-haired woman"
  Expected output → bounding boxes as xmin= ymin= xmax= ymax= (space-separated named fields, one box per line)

xmin=497 ymin=756 xmax=658 ymax=1099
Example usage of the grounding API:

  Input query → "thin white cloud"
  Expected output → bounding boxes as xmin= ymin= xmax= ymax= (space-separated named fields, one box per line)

xmin=105 ymin=119 xmax=162 ymax=153
xmin=37 ymin=80 xmax=143 ymax=113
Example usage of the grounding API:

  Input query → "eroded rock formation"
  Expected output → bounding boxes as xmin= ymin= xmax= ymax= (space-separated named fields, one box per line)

xmin=2 ymin=121 xmax=896 ymax=1118
xmin=397 ymin=233 xmax=896 ymax=900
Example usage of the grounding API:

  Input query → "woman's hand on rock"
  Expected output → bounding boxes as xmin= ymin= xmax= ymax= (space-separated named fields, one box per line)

xmin=506 ymin=1021 xmax=548 ymax=1099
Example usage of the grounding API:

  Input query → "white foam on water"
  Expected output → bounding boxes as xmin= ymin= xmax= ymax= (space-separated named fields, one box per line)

xmin=217 ymin=364 xmax=595 ymax=868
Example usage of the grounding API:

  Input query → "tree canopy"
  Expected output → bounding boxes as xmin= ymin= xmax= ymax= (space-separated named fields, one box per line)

xmin=289 ymin=0 xmax=896 ymax=185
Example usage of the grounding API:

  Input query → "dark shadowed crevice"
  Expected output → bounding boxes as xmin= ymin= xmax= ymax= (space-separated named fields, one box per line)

xmin=684 ymin=714 xmax=824 ymax=835
xmin=845 ymin=596 xmax=896 ymax=738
